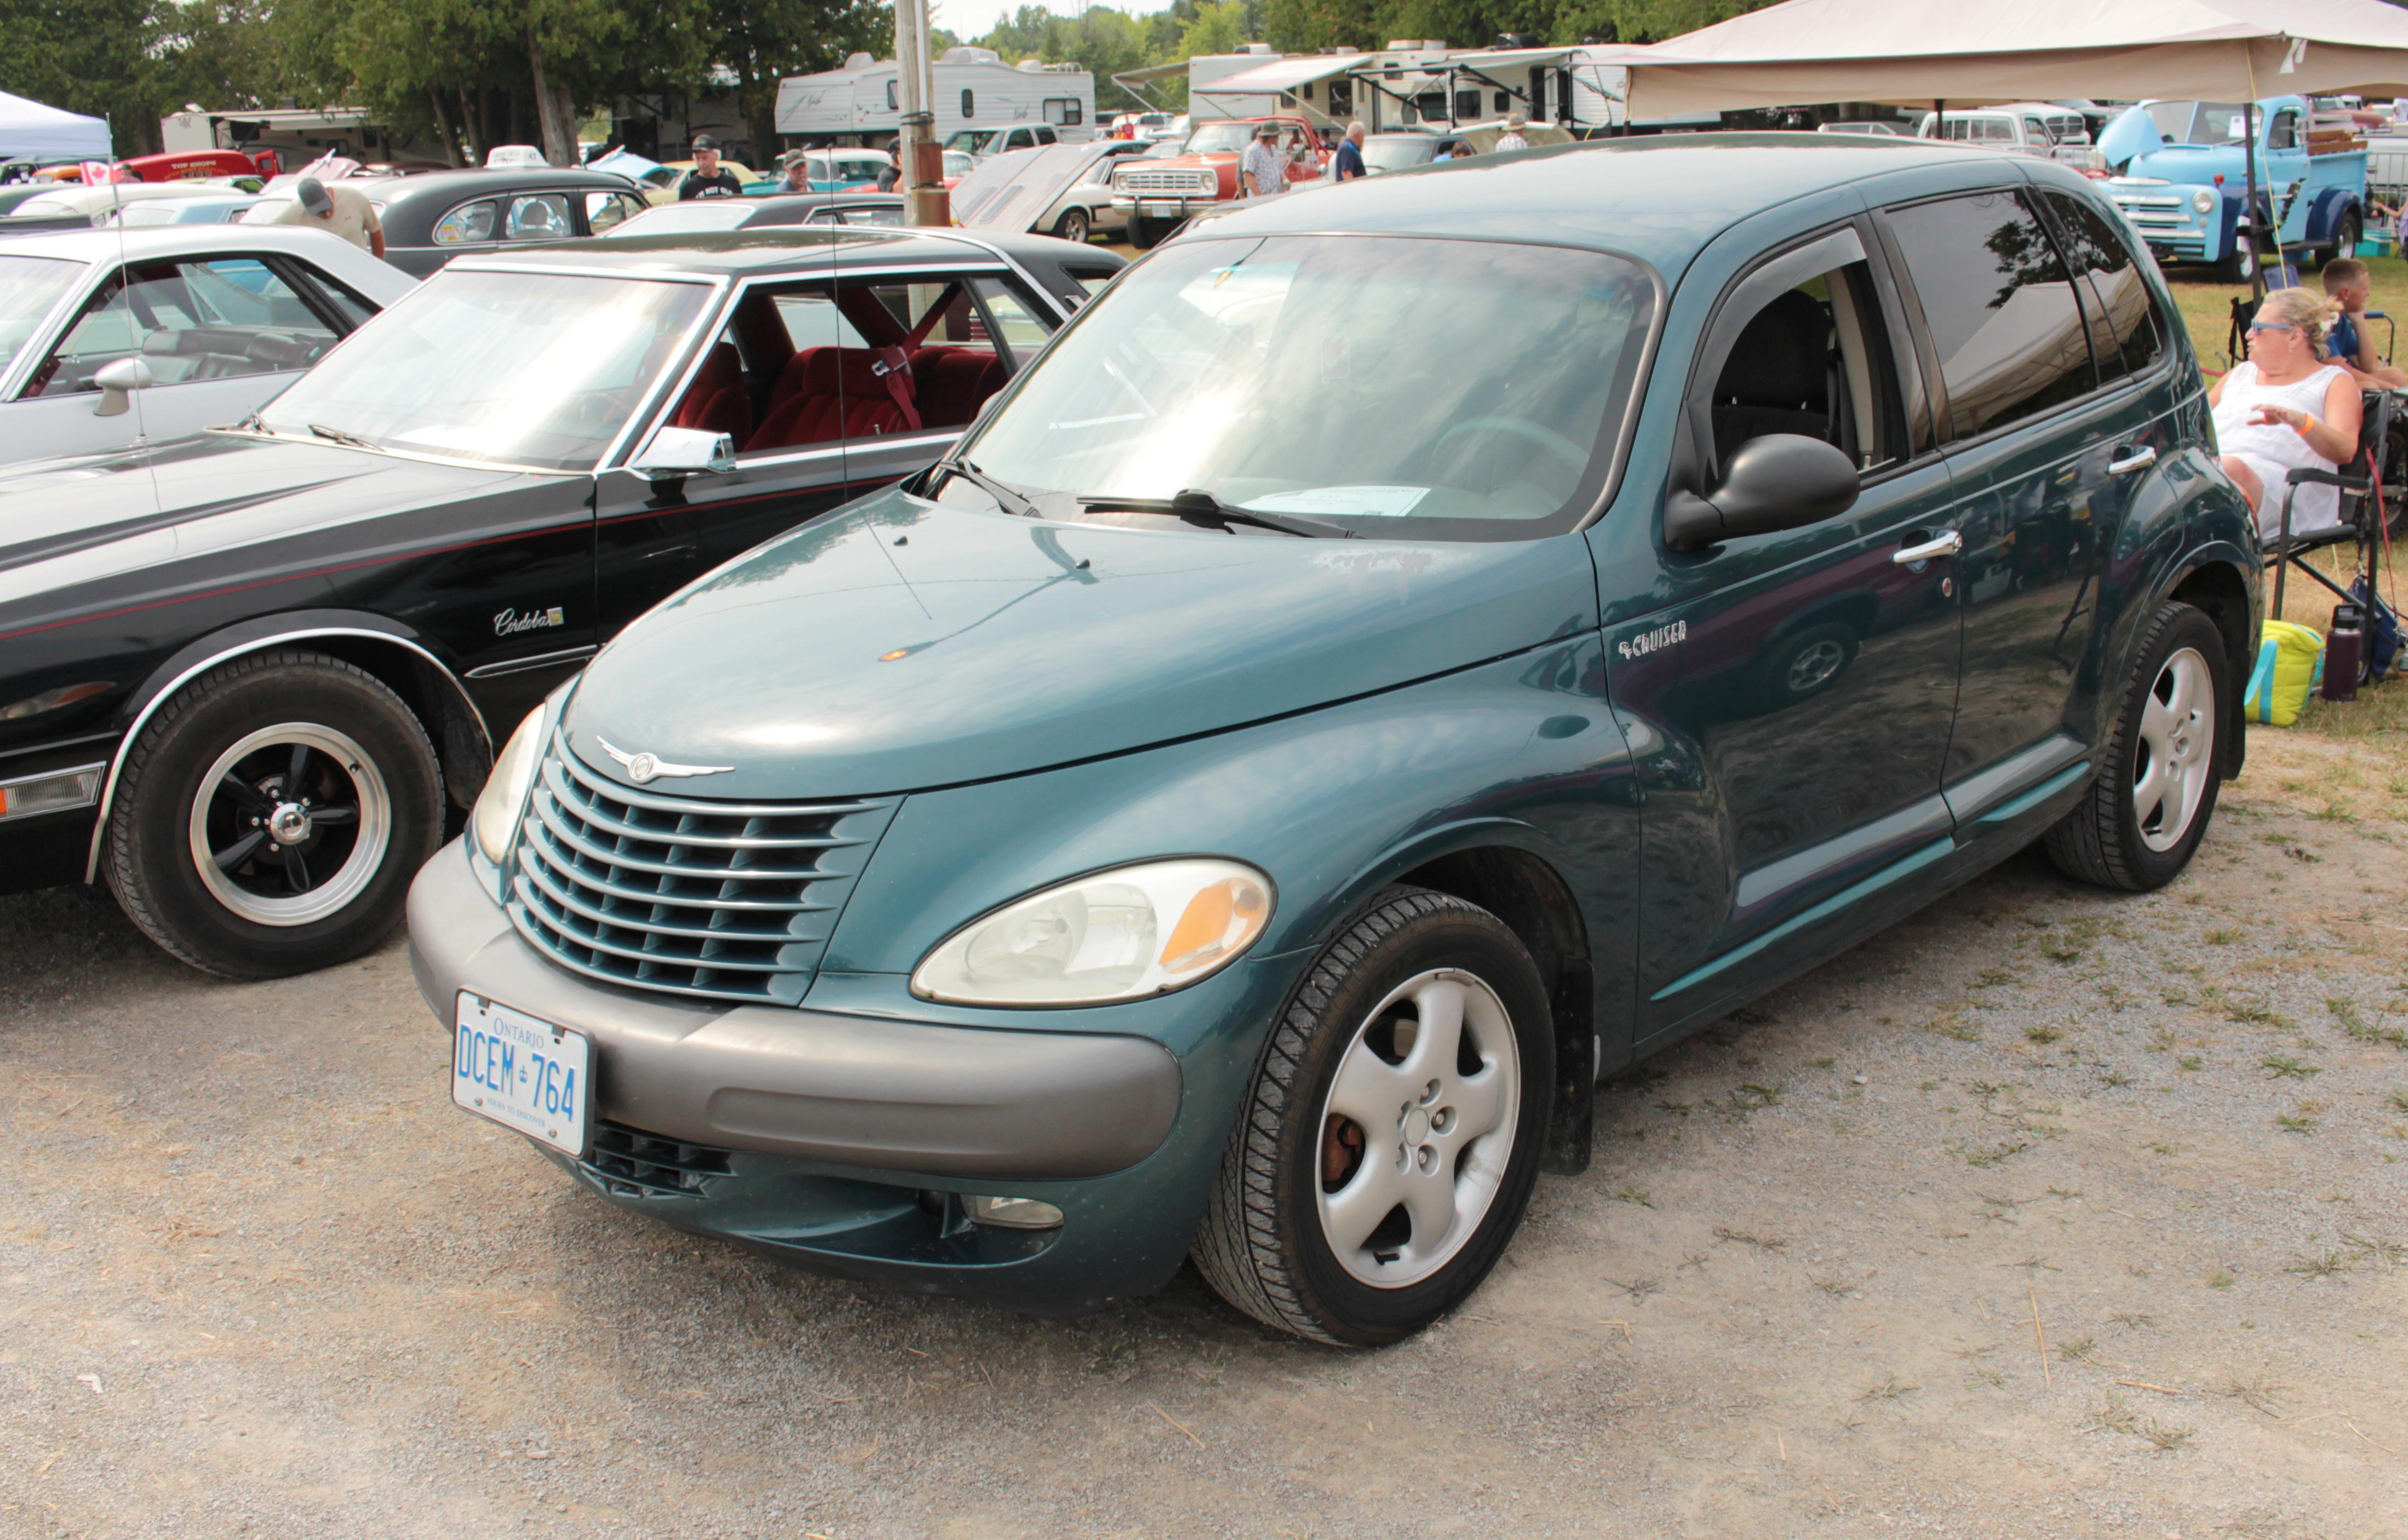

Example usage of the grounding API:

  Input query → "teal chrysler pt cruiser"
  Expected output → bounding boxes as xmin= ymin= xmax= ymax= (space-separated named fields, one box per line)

xmin=410 ymin=134 xmax=2261 ymax=1344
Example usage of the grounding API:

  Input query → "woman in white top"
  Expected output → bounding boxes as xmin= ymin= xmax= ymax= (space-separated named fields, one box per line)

xmin=2209 ymin=286 xmax=2363 ymax=542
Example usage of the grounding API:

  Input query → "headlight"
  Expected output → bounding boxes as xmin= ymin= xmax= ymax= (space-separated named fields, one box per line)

xmin=472 ymin=705 xmax=546 ymax=864
xmin=2193 ymin=189 xmax=2216 ymax=214
xmin=911 ymin=858 xmax=1273 ymax=1005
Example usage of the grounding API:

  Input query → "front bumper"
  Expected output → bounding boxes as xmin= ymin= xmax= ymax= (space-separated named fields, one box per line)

xmin=1110 ymin=197 xmax=1219 ymax=218
xmin=407 ymin=840 xmax=1283 ymax=1311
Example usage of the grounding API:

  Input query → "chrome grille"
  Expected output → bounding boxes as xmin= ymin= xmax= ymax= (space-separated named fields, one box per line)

xmin=506 ymin=733 xmax=897 ymax=1004
xmin=1115 ymin=168 xmax=1214 ymax=194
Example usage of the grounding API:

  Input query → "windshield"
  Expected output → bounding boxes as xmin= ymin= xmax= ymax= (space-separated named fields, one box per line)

xmin=1363 ymin=137 xmax=1440 ymax=173
xmin=1184 ymin=122 xmax=1260 ymax=154
xmin=960 ymin=235 xmax=1653 ymax=541
xmin=0 ymin=255 xmax=83 ymax=373
xmin=2146 ymin=101 xmax=2249 ymax=145
xmin=257 ymin=269 xmax=710 ymax=471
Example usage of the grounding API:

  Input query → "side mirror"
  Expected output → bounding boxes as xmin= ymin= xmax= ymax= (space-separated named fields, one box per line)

xmin=1662 ymin=434 xmax=1859 ymax=552
xmin=92 ymin=357 xmax=153 ymax=418
xmin=631 ymin=424 xmax=735 ymax=481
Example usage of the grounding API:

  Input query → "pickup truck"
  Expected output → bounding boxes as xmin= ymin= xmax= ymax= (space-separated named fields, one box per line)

xmin=2100 ymin=96 xmax=2367 ymax=281
xmin=1913 ymin=105 xmax=2091 ymax=165
xmin=1109 ymin=115 xmax=1328 ymax=249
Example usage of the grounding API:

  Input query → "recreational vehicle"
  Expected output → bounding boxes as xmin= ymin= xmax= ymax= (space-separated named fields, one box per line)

xmin=776 ymin=48 xmax=1095 ymax=150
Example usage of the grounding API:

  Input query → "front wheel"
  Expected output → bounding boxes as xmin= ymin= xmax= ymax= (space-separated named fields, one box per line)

xmin=2043 ymin=602 xmax=2227 ymax=892
xmin=2216 ymin=241 xmax=2258 ymax=286
xmin=104 ymin=649 xmax=444 ymax=978
xmin=1053 ymin=206 xmax=1091 ymax=244
xmin=1192 ymin=887 xmax=1553 ymax=1346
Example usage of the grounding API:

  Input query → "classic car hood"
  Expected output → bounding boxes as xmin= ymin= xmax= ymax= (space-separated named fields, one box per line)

xmin=2122 ymin=143 xmax=2245 ymax=183
xmin=0 ymin=433 xmax=526 ymax=598
xmin=562 ymin=489 xmax=1597 ymax=798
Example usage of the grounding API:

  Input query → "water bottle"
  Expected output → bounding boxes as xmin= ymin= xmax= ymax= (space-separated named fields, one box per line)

xmin=2326 ymin=603 xmax=2365 ymax=701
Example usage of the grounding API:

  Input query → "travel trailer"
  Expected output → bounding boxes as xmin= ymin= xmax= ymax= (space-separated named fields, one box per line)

xmin=776 ymin=48 xmax=1096 ymax=148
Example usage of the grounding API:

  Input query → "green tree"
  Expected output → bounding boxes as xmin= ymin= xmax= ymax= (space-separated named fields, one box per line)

xmin=697 ymin=0 xmax=892 ymax=166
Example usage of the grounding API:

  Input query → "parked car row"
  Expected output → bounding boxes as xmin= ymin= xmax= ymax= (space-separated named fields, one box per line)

xmin=3 ymin=131 xmax=2259 ymax=1346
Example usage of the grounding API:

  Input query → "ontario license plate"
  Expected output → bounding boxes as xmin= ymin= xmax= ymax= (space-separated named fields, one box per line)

xmin=452 ymin=993 xmax=592 ymax=1157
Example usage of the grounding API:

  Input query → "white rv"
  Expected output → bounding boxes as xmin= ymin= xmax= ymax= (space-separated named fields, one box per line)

xmin=776 ymin=48 xmax=1096 ymax=148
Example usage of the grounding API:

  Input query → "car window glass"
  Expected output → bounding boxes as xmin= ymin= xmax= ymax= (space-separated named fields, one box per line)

xmin=296 ymin=263 xmax=379 ymax=331
xmin=506 ymin=194 xmax=572 ymax=240
xmin=2039 ymin=190 xmax=2165 ymax=383
xmin=1885 ymin=191 xmax=2097 ymax=439
xmin=0 ymin=254 xmax=83 ymax=380
xmin=772 ymin=292 xmax=866 ymax=353
xmin=584 ymin=191 xmax=635 ymax=233
xmin=433 ymin=199 xmax=498 ymax=244
xmin=2269 ymin=111 xmax=2298 ymax=150
xmin=968 ymin=277 xmax=1052 ymax=365
xmin=1708 ymin=258 xmax=1906 ymax=478
xmin=31 ymin=257 xmax=337 ymax=397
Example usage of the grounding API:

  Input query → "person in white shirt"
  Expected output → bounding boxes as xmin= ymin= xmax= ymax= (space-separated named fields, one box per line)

xmin=2208 ymin=286 xmax=2363 ymax=540
xmin=244 ymin=175 xmax=384 ymax=257
xmin=1493 ymin=113 xmax=1530 ymax=152
xmin=1240 ymin=122 xmax=1286 ymax=198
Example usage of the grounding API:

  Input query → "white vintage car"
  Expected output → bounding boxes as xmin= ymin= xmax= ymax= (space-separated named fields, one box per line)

xmin=0 ymin=225 xmax=414 ymax=470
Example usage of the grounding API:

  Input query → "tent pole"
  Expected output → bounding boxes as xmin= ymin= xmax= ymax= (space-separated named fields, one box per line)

xmin=2245 ymin=44 xmax=2266 ymax=300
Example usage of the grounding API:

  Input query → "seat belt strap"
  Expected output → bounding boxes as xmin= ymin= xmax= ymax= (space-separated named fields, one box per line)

xmin=871 ymin=346 xmax=921 ymax=432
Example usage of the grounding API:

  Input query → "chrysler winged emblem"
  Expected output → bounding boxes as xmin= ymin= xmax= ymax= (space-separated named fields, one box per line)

xmin=595 ymin=736 xmax=733 ymax=785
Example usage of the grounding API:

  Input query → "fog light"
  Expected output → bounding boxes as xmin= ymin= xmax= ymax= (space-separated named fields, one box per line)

xmin=0 ymin=762 xmax=104 ymax=823
xmin=964 ymin=1194 xmax=1064 ymax=1230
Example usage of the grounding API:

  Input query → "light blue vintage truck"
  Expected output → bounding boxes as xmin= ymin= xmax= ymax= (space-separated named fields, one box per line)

xmin=2099 ymin=96 xmax=2367 ymax=281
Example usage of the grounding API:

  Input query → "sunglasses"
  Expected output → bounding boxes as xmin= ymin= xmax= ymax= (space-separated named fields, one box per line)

xmin=2248 ymin=321 xmax=2300 ymax=334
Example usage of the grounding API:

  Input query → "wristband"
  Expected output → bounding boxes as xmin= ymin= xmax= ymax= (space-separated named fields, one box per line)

xmin=2296 ymin=413 xmax=2320 ymax=440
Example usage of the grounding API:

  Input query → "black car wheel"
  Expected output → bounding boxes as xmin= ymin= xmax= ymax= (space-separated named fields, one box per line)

xmin=1192 ymin=887 xmax=1553 ymax=1346
xmin=2043 ymin=602 xmax=2227 ymax=892
xmin=105 ymin=649 xmax=444 ymax=978
xmin=1054 ymin=207 xmax=1091 ymax=244
xmin=2321 ymin=209 xmax=2362 ymax=269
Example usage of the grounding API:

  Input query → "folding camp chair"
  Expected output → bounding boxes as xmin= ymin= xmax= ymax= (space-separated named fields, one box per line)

xmin=2266 ymin=390 xmax=2396 ymax=664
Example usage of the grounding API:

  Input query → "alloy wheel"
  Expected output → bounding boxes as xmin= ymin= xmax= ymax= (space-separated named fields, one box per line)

xmin=187 ymin=722 xmax=393 ymax=926
xmin=1315 ymin=968 xmax=1521 ymax=1288
xmin=1787 ymin=637 xmax=1848 ymax=694
xmin=2134 ymin=646 xmax=2214 ymax=852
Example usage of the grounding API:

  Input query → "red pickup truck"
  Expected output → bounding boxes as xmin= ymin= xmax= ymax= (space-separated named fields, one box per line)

xmin=1110 ymin=116 xmax=1329 ymax=248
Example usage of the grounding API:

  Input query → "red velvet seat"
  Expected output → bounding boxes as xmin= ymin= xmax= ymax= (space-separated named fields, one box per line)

xmin=668 ymin=343 xmax=751 ymax=446
xmin=909 ymin=346 xmax=1006 ymax=428
xmin=746 ymin=347 xmax=918 ymax=451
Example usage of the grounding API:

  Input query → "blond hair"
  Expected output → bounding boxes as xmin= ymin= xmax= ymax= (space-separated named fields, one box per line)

xmin=2256 ymin=286 xmax=2344 ymax=359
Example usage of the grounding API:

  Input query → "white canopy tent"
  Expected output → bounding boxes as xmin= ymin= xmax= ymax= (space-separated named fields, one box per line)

xmin=1590 ymin=0 xmax=2408 ymax=120
xmin=0 ymin=90 xmax=110 ymax=164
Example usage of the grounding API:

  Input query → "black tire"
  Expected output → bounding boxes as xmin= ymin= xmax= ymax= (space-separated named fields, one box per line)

xmin=1192 ymin=887 xmax=1554 ymax=1346
xmin=105 ymin=648 xmax=443 ymax=979
xmin=2216 ymin=242 xmax=2258 ymax=286
xmin=1053 ymin=206 xmax=1091 ymax=244
xmin=2321 ymin=209 xmax=2362 ymax=269
xmin=2043 ymin=602 xmax=2228 ymax=892
xmin=1756 ymin=619 xmax=1859 ymax=711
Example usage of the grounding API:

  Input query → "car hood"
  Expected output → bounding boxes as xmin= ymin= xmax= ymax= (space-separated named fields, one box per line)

xmin=561 ymin=488 xmax=1598 ymax=798
xmin=0 ymin=432 xmax=528 ymax=600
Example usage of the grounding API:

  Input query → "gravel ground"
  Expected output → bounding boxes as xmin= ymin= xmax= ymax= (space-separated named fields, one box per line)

xmin=5 ymin=728 xmax=2408 ymax=1538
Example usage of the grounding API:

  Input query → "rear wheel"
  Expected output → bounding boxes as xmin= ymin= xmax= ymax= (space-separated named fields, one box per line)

xmin=105 ymin=650 xmax=443 ymax=978
xmin=1053 ymin=206 xmax=1091 ymax=244
xmin=1192 ymin=887 xmax=1553 ymax=1346
xmin=2324 ymin=209 xmax=2363 ymax=268
xmin=2043 ymin=603 xmax=2227 ymax=892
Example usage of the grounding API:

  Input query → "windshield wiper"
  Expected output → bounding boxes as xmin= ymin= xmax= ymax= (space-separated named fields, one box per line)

xmin=307 ymin=422 xmax=377 ymax=451
xmin=1078 ymin=487 xmax=1357 ymax=539
xmin=935 ymin=455 xmax=1039 ymax=519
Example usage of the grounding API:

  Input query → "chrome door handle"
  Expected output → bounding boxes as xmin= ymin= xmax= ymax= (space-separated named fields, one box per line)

xmin=2108 ymin=445 xmax=2158 ymax=475
xmin=1893 ymin=531 xmax=1963 ymax=564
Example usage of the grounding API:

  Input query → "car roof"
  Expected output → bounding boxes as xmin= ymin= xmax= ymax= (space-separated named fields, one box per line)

xmin=0 ymin=223 xmax=398 ymax=263
xmin=1182 ymin=131 xmax=2004 ymax=272
xmin=368 ymin=167 xmax=638 ymax=205
xmin=465 ymin=225 xmax=1023 ymax=275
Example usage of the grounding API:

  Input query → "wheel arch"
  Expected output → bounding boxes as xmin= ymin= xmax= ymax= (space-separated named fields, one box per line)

xmin=2161 ymin=553 xmax=2257 ymax=781
xmin=1315 ymin=823 xmax=1598 ymax=1177
xmin=85 ymin=610 xmax=490 ymax=882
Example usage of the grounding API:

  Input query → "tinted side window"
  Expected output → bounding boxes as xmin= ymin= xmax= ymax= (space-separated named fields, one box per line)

xmin=2039 ymin=189 xmax=2166 ymax=382
xmin=1885 ymin=191 xmax=2096 ymax=439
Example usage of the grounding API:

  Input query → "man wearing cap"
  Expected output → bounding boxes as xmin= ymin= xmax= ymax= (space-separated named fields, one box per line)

xmin=1240 ymin=120 xmax=1286 ymax=199
xmin=244 ymin=175 xmax=383 ymax=256
xmin=1494 ymin=113 xmax=1530 ymax=152
xmin=679 ymin=136 xmax=743 ymax=200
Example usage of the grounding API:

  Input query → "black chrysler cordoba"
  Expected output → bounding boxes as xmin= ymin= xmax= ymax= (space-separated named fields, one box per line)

xmin=0 ymin=225 xmax=1112 ymax=975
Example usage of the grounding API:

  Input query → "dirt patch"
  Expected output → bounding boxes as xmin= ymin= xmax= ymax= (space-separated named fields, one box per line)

xmin=4 ymin=728 xmax=2407 ymax=1536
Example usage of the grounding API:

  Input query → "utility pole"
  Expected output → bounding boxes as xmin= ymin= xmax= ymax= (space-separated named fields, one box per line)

xmin=896 ymin=0 xmax=948 ymax=226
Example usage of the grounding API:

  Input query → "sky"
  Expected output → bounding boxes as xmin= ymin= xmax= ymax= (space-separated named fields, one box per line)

xmin=926 ymin=0 xmax=1159 ymax=48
